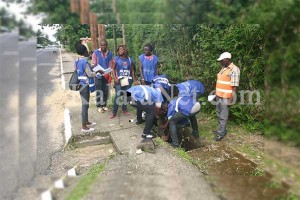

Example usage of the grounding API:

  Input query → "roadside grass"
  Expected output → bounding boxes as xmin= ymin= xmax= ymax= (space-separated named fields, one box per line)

xmin=65 ymin=162 xmax=106 ymax=200
xmin=154 ymin=137 xmax=197 ymax=166
xmin=239 ymin=143 xmax=264 ymax=163
xmin=198 ymin=112 xmax=264 ymax=163
xmin=175 ymin=147 xmax=194 ymax=163
xmin=154 ymin=137 xmax=166 ymax=146
xmin=250 ymin=167 xmax=265 ymax=176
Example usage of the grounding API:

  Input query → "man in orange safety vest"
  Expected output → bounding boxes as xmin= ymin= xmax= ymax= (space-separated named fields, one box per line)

xmin=214 ymin=52 xmax=240 ymax=141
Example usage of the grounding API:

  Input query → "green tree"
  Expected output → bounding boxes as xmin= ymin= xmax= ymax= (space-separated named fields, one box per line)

xmin=0 ymin=7 xmax=35 ymax=38
xmin=55 ymin=24 xmax=90 ymax=52
xmin=28 ymin=0 xmax=79 ymax=24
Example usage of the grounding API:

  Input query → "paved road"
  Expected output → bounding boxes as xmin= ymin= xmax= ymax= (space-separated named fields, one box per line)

xmin=0 ymin=32 xmax=19 ymax=200
xmin=18 ymin=38 xmax=37 ymax=187
xmin=36 ymin=47 xmax=64 ymax=175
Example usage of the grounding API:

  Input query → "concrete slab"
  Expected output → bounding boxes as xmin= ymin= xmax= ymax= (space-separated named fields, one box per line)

xmin=69 ymin=106 xmax=137 ymax=138
xmin=74 ymin=135 xmax=111 ymax=148
xmin=84 ymin=175 xmax=220 ymax=200
xmin=109 ymin=126 xmax=148 ymax=155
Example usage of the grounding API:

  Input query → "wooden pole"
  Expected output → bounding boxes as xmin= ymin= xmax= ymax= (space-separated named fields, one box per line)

xmin=70 ymin=0 xmax=80 ymax=13
xmin=112 ymin=25 xmax=117 ymax=55
xmin=97 ymin=24 xmax=106 ymax=44
xmin=122 ymin=24 xmax=126 ymax=45
xmin=80 ymin=0 xmax=90 ymax=24
xmin=111 ymin=0 xmax=121 ymax=23
xmin=90 ymin=13 xmax=98 ymax=50
xmin=112 ymin=0 xmax=116 ymax=13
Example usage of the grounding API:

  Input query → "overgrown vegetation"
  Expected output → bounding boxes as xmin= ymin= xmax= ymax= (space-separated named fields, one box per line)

xmin=124 ymin=24 xmax=264 ymax=133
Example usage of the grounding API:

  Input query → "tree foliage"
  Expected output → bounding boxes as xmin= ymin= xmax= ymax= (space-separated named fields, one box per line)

xmin=55 ymin=25 xmax=90 ymax=52
xmin=0 ymin=7 xmax=35 ymax=38
xmin=28 ymin=0 xmax=79 ymax=24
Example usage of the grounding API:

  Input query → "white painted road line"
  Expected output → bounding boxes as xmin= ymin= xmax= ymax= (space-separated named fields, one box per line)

xmin=64 ymin=109 xmax=72 ymax=145
xmin=59 ymin=48 xmax=66 ymax=90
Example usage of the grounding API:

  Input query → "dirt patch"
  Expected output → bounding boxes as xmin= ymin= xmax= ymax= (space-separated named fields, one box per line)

xmin=164 ymin=112 xmax=299 ymax=198
xmin=189 ymin=144 xmax=257 ymax=175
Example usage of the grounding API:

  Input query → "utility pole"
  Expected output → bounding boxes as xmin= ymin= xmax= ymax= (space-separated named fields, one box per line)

xmin=111 ymin=0 xmax=121 ymax=23
xmin=122 ymin=24 xmax=126 ymax=45
xmin=112 ymin=25 xmax=117 ymax=55
xmin=70 ymin=0 xmax=107 ymax=52
xmin=90 ymin=13 xmax=98 ymax=50
xmin=97 ymin=24 xmax=106 ymax=43
xmin=70 ymin=0 xmax=80 ymax=13
xmin=80 ymin=0 xmax=90 ymax=24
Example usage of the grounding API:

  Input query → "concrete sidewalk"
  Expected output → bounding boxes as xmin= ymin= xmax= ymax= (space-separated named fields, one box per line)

xmin=62 ymin=50 xmax=220 ymax=200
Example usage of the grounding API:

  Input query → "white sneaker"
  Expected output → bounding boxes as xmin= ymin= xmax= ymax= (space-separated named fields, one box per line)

xmin=97 ymin=108 xmax=104 ymax=113
xmin=103 ymin=107 xmax=108 ymax=111
xmin=81 ymin=128 xmax=95 ymax=132
xmin=146 ymin=134 xmax=156 ymax=139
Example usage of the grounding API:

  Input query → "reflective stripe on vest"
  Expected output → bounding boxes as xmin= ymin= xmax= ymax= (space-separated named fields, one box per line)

xmin=140 ymin=85 xmax=149 ymax=101
xmin=78 ymin=76 xmax=87 ymax=80
xmin=175 ymin=97 xmax=183 ymax=112
xmin=216 ymin=67 xmax=233 ymax=98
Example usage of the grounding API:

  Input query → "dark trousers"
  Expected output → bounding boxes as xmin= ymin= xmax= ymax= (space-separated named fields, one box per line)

xmin=112 ymin=84 xmax=131 ymax=114
xmin=216 ymin=96 xmax=229 ymax=137
xmin=95 ymin=77 xmax=108 ymax=107
xmin=136 ymin=101 xmax=155 ymax=135
xmin=79 ymin=84 xmax=90 ymax=123
xmin=169 ymin=112 xmax=199 ymax=146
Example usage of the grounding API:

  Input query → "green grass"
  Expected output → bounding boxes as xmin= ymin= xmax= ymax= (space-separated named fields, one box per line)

xmin=65 ymin=162 xmax=105 ymax=200
xmin=154 ymin=137 xmax=165 ymax=145
xmin=66 ymin=136 xmax=76 ymax=150
xmin=251 ymin=167 xmax=265 ymax=176
xmin=239 ymin=144 xmax=262 ymax=160
xmin=175 ymin=147 xmax=194 ymax=163
xmin=266 ymin=180 xmax=282 ymax=189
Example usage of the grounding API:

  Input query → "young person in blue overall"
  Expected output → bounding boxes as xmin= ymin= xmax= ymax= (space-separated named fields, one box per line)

xmin=127 ymin=85 xmax=164 ymax=138
xmin=110 ymin=45 xmax=138 ymax=119
xmin=75 ymin=44 xmax=100 ymax=132
xmin=91 ymin=39 xmax=113 ymax=113
xmin=160 ymin=80 xmax=204 ymax=146
xmin=176 ymin=80 xmax=205 ymax=99
xmin=151 ymin=74 xmax=171 ymax=128
xmin=173 ymin=80 xmax=205 ymax=127
xmin=162 ymin=95 xmax=201 ymax=148
xmin=138 ymin=43 xmax=159 ymax=85
xmin=152 ymin=74 xmax=171 ymax=102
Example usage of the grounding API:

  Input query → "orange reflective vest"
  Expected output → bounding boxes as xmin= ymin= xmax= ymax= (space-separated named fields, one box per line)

xmin=216 ymin=66 xmax=234 ymax=99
